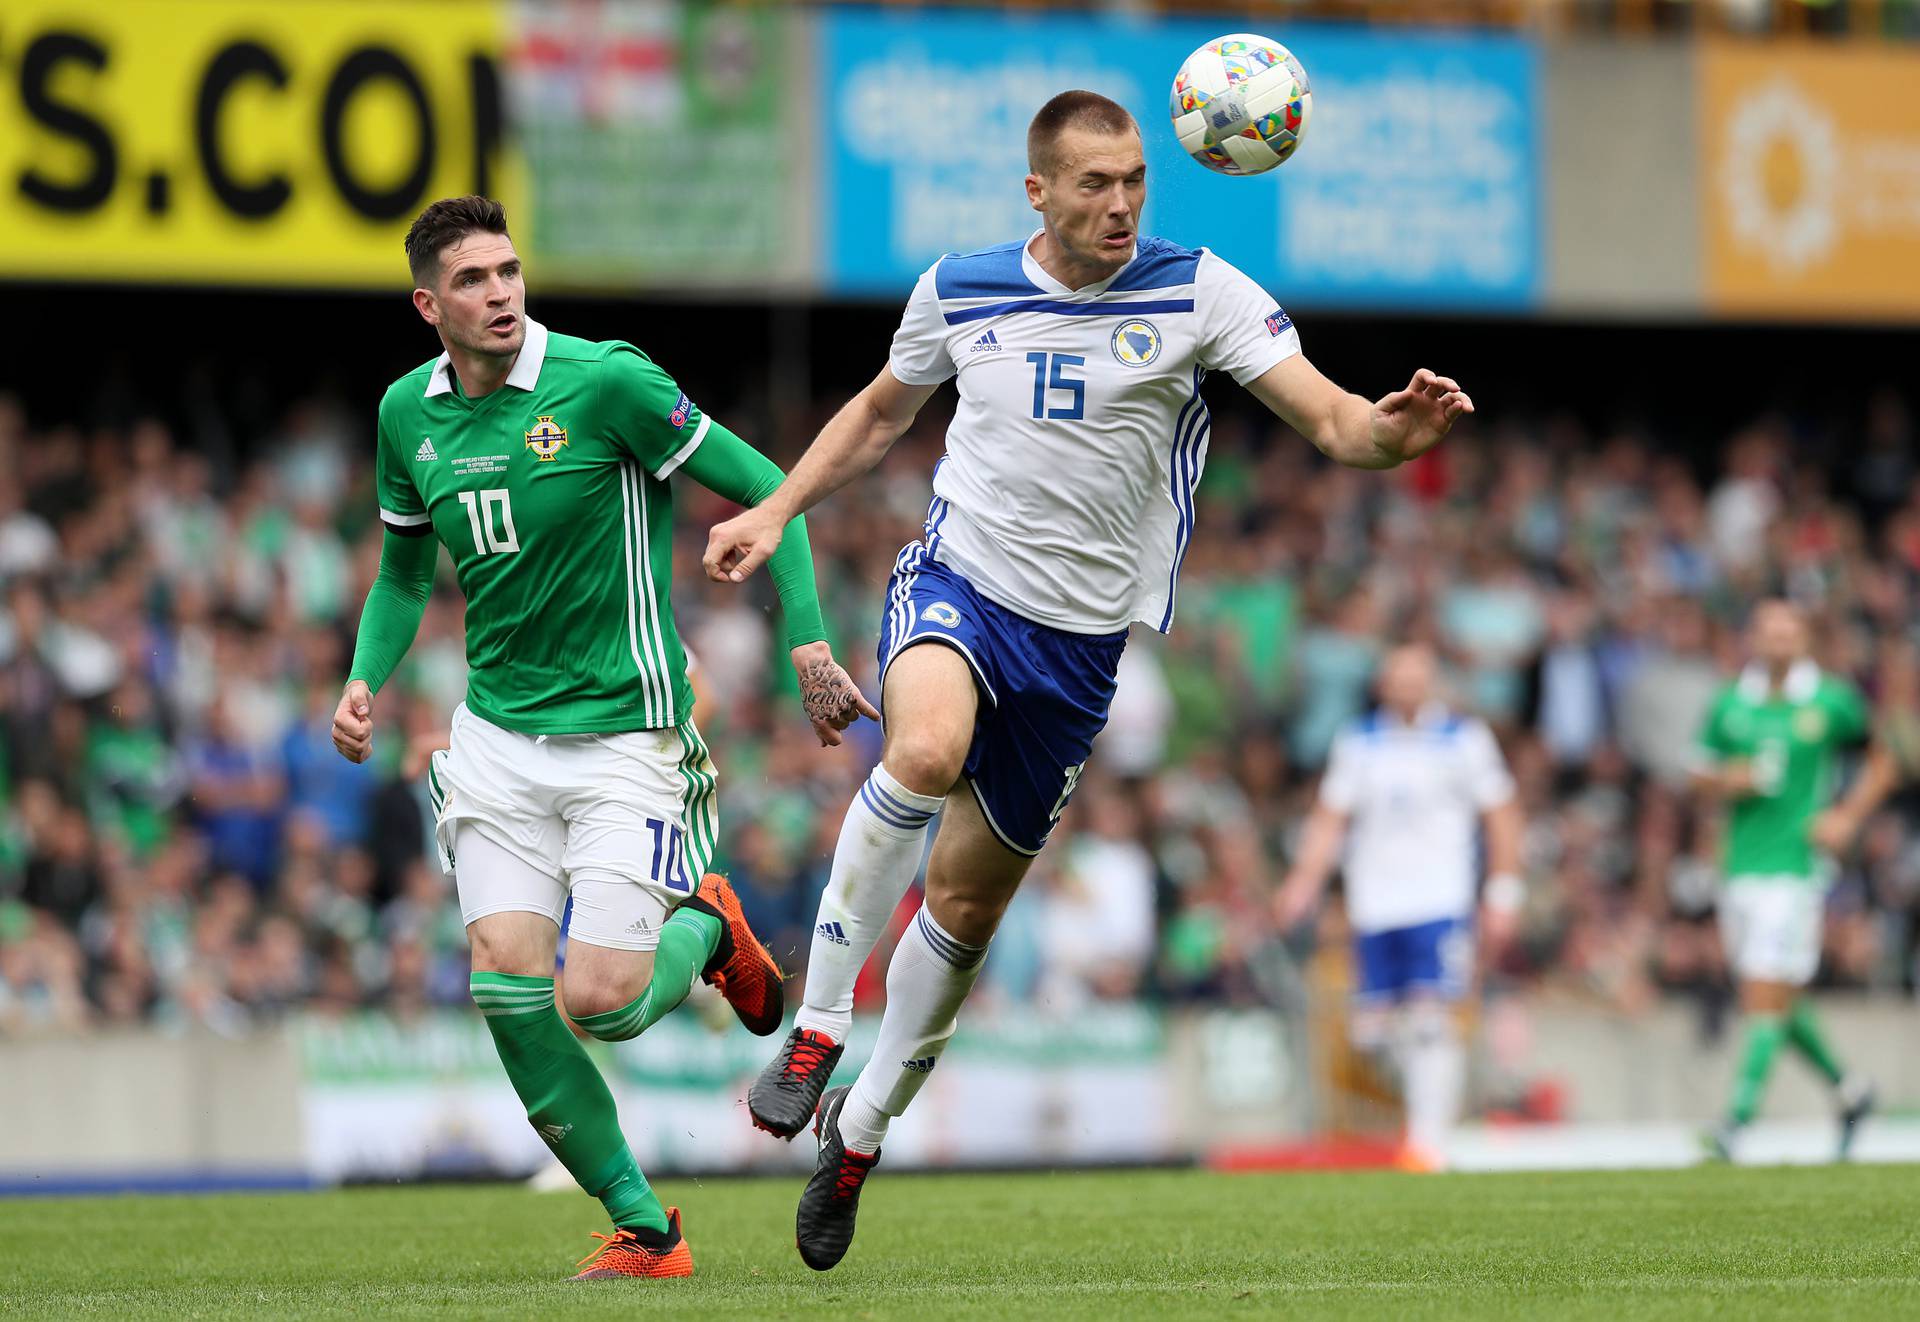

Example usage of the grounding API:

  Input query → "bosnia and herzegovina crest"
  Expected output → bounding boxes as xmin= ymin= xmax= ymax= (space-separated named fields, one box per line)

xmin=525 ymin=415 xmax=568 ymax=461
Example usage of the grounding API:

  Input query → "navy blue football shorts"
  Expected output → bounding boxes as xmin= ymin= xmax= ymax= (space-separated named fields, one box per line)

xmin=875 ymin=543 xmax=1126 ymax=857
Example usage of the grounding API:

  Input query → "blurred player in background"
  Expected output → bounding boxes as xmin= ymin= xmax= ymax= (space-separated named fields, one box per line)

xmin=331 ymin=196 xmax=873 ymax=1279
xmin=1274 ymin=643 xmax=1523 ymax=1171
xmin=1693 ymin=600 xmax=1876 ymax=1161
xmin=704 ymin=91 xmax=1472 ymax=1269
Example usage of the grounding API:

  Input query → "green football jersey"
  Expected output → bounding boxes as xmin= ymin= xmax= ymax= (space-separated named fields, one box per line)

xmin=1697 ymin=663 xmax=1869 ymax=881
xmin=374 ymin=320 xmax=707 ymax=734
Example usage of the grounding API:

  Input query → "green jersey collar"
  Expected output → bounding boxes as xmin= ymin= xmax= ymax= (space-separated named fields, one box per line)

xmin=1737 ymin=658 xmax=1820 ymax=705
xmin=423 ymin=318 xmax=550 ymax=399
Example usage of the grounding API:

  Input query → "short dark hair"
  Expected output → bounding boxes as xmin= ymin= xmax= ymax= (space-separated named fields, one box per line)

xmin=1027 ymin=90 xmax=1139 ymax=177
xmin=404 ymin=195 xmax=510 ymax=287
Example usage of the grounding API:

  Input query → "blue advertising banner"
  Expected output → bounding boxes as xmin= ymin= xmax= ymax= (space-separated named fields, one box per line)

xmin=819 ymin=10 xmax=1540 ymax=310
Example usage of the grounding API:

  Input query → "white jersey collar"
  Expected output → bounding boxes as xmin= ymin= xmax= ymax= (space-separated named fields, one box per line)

xmin=1737 ymin=658 xmax=1820 ymax=704
xmin=424 ymin=318 xmax=549 ymax=398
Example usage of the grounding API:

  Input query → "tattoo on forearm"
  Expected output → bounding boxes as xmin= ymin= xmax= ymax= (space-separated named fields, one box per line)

xmin=799 ymin=660 xmax=855 ymax=725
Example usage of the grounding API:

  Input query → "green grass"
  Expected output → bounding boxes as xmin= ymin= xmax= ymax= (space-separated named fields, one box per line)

xmin=3 ymin=1166 xmax=1918 ymax=1319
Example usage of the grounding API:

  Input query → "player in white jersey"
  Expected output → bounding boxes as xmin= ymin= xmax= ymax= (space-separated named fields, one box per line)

xmin=1275 ymin=645 xmax=1523 ymax=1170
xmin=703 ymin=91 xmax=1473 ymax=1268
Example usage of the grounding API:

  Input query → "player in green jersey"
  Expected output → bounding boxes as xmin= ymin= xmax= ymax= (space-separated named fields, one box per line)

xmin=329 ymin=197 xmax=877 ymax=1280
xmin=1692 ymin=600 xmax=1876 ymax=1161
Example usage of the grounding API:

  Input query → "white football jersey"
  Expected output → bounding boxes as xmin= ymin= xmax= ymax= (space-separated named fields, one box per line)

xmin=889 ymin=231 xmax=1301 ymax=634
xmin=1318 ymin=706 xmax=1516 ymax=934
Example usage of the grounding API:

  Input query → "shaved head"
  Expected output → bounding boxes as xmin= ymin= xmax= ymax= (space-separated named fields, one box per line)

xmin=1028 ymin=90 xmax=1139 ymax=178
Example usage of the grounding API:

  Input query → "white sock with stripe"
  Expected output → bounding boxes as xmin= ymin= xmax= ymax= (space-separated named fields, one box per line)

xmin=794 ymin=764 xmax=942 ymax=1045
xmin=837 ymin=905 xmax=987 ymax=1155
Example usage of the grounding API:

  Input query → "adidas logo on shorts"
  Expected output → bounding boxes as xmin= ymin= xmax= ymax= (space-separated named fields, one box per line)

xmin=816 ymin=920 xmax=850 ymax=947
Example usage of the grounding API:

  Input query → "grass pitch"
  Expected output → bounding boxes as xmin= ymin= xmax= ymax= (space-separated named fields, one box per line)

xmin=2 ymin=1165 xmax=1917 ymax=1320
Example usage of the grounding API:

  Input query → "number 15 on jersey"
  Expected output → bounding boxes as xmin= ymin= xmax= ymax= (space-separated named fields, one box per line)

xmin=1026 ymin=353 xmax=1085 ymax=420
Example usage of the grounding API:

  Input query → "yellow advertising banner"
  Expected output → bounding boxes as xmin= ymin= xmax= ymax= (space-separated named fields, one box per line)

xmin=1702 ymin=42 xmax=1920 ymax=321
xmin=0 ymin=0 xmax=517 ymax=287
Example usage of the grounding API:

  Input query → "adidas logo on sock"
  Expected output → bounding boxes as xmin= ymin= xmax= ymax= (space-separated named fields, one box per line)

xmin=816 ymin=920 xmax=850 ymax=947
xmin=969 ymin=329 xmax=1002 ymax=354
xmin=415 ymin=437 xmax=439 ymax=462
xmin=902 ymin=1056 xmax=936 ymax=1074
xmin=538 ymin=1122 xmax=573 ymax=1146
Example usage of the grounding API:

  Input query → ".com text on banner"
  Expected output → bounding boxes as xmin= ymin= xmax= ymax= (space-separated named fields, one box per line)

xmin=0 ymin=0 xmax=514 ymax=287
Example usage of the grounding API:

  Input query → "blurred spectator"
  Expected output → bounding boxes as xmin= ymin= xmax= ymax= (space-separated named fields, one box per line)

xmin=3 ymin=374 xmax=1919 ymax=1034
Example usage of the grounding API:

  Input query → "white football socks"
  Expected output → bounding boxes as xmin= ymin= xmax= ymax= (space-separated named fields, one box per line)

xmin=1399 ymin=1000 xmax=1464 ymax=1161
xmin=838 ymin=905 xmax=988 ymax=1155
xmin=793 ymin=764 xmax=943 ymax=1045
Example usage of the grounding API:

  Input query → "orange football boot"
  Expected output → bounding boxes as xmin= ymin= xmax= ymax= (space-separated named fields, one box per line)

xmin=570 ymin=1208 xmax=694 ymax=1280
xmin=689 ymin=874 xmax=785 ymax=1036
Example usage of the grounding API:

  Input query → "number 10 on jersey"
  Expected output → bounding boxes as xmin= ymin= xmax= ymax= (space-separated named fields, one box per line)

xmin=458 ymin=488 xmax=520 ymax=555
xmin=1027 ymin=353 xmax=1086 ymax=420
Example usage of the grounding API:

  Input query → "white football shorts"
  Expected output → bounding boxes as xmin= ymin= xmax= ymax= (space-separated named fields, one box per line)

xmin=428 ymin=702 xmax=719 ymax=952
xmin=1718 ymin=877 xmax=1825 ymax=986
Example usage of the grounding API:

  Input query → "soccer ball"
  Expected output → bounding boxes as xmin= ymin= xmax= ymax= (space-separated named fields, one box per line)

xmin=1169 ymin=34 xmax=1312 ymax=176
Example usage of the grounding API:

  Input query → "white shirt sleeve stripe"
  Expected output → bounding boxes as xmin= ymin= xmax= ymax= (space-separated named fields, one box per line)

xmin=653 ymin=413 xmax=710 ymax=480
xmin=379 ymin=507 xmax=432 ymax=527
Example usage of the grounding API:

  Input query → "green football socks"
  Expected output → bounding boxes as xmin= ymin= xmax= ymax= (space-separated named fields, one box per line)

xmin=572 ymin=907 xmax=722 ymax=1043
xmin=1785 ymin=997 xmax=1846 ymax=1086
xmin=1728 ymin=1014 xmax=1787 ymax=1127
xmin=469 ymin=972 xmax=666 ymax=1233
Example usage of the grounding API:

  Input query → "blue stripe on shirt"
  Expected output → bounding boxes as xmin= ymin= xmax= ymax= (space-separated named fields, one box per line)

xmin=941 ymin=297 xmax=1195 ymax=327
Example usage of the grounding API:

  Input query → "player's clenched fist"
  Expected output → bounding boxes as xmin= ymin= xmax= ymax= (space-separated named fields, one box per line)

xmin=704 ymin=505 xmax=787 ymax=584
xmin=332 ymin=679 xmax=375 ymax=764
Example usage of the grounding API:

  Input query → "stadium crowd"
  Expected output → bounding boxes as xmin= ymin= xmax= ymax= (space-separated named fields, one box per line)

xmin=2 ymin=382 xmax=1918 ymax=1037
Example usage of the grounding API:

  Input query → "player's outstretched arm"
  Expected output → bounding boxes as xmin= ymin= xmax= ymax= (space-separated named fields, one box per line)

xmin=679 ymin=422 xmax=880 ymax=746
xmin=1246 ymin=356 xmax=1473 ymax=470
xmin=703 ymin=366 xmax=937 ymax=585
xmin=335 ymin=530 xmax=438 ymax=763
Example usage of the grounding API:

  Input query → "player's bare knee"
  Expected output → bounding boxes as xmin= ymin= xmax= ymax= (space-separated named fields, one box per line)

xmin=1403 ymin=998 xmax=1455 ymax=1043
xmin=562 ymin=952 xmax=656 ymax=1029
xmin=883 ymin=729 xmax=968 ymax=798
xmin=465 ymin=913 xmax=554 ymax=977
xmin=925 ymin=888 xmax=1007 ymax=947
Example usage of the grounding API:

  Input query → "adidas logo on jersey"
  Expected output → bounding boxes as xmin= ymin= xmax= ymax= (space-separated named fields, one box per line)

xmin=969 ymin=329 xmax=1003 ymax=354
xmin=816 ymin=920 xmax=850 ymax=947
xmin=415 ymin=437 xmax=438 ymax=462
xmin=902 ymin=1056 xmax=936 ymax=1074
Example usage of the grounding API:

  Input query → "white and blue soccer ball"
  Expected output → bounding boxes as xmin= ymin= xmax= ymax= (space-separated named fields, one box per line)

xmin=1170 ymin=34 xmax=1312 ymax=176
